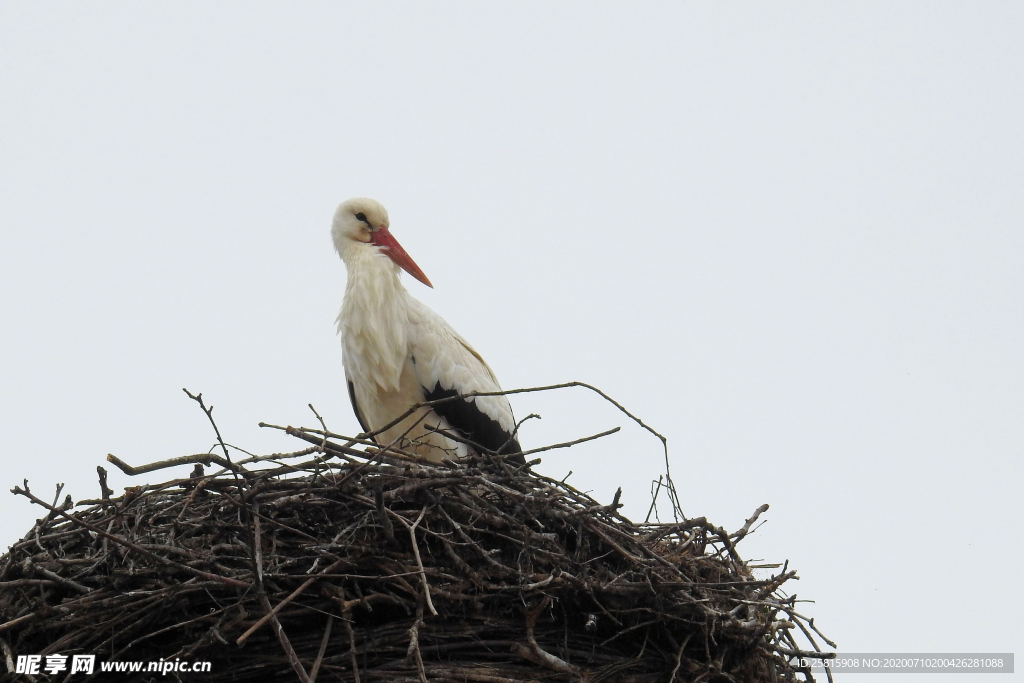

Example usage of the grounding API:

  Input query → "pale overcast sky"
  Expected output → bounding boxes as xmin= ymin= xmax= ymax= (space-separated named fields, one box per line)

xmin=1 ymin=3 xmax=1021 ymax=678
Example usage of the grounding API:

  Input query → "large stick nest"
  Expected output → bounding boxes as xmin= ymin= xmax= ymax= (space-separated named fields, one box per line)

xmin=0 ymin=391 xmax=835 ymax=683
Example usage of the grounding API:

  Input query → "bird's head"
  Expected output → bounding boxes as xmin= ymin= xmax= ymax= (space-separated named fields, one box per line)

xmin=332 ymin=197 xmax=433 ymax=288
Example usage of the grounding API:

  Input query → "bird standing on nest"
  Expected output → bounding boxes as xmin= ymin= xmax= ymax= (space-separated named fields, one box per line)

xmin=332 ymin=198 xmax=524 ymax=465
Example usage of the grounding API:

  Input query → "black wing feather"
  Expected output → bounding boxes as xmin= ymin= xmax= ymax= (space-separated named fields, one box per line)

xmin=347 ymin=379 xmax=372 ymax=435
xmin=424 ymin=383 xmax=524 ymax=465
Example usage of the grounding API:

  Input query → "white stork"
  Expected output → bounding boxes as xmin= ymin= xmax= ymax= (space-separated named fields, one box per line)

xmin=332 ymin=197 xmax=523 ymax=464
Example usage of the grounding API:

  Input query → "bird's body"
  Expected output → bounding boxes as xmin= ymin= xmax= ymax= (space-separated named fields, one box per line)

xmin=333 ymin=198 xmax=522 ymax=464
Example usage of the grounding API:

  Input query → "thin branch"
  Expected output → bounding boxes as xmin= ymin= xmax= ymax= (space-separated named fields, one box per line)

xmin=106 ymin=453 xmax=250 ymax=479
xmin=10 ymin=485 xmax=249 ymax=589
xmin=732 ymin=503 xmax=770 ymax=542
xmin=518 ymin=427 xmax=621 ymax=457
xmin=309 ymin=614 xmax=333 ymax=683
xmin=394 ymin=507 xmax=437 ymax=617
xmin=236 ymin=556 xmax=348 ymax=645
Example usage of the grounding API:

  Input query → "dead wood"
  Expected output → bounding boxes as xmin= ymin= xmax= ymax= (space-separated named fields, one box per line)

xmin=0 ymin=388 xmax=833 ymax=682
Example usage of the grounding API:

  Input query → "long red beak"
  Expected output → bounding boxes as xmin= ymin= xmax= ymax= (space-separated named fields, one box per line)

xmin=371 ymin=226 xmax=433 ymax=288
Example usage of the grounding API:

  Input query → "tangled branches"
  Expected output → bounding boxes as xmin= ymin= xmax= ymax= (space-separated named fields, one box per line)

xmin=0 ymin=388 xmax=834 ymax=682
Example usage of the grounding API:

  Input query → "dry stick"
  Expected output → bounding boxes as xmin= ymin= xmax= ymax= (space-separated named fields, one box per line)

xmin=423 ymin=418 xmax=604 ymax=467
xmin=501 ymin=412 xmax=541 ymax=455
xmin=406 ymin=606 xmax=428 ymax=683
xmin=308 ymin=403 xmax=329 ymax=436
xmin=641 ymin=516 xmax=712 ymax=542
xmin=791 ymin=612 xmax=837 ymax=649
xmin=271 ymin=416 xmax=439 ymax=464
xmin=278 ymin=407 xmax=435 ymax=490
xmin=2 ymin=638 xmax=36 ymax=683
xmin=106 ymin=453 xmax=250 ymax=479
xmin=642 ymin=515 xmax=743 ymax=565
xmin=236 ymin=555 xmax=349 ymax=645
xmin=176 ymin=477 xmax=211 ymax=523
xmin=266 ymin=426 xmax=379 ymax=455
xmin=0 ymin=579 xmax=56 ymax=589
xmin=423 ymin=424 xmax=500 ymax=457
xmin=286 ymin=427 xmax=458 ymax=470
xmin=517 ymin=427 xmax=621 ymax=457
xmin=0 ymin=613 xmax=35 ymax=634
xmin=309 ymin=614 xmax=333 ymax=683
xmin=255 ymin=590 xmax=311 ymax=683
xmin=0 ymin=637 xmax=15 ymax=676
xmin=235 ymin=447 xmax=321 ymax=467
xmin=48 ymin=482 xmax=65 ymax=512
xmin=124 ymin=605 xmax=233 ymax=651
xmin=181 ymin=390 xmax=257 ymax=550
xmin=331 ymin=410 xmax=435 ymax=488
xmin=361 ymin=381 xmax=682 ymax=519
xmin=361 ymin=383 xmax=656 ymax=450
xmin=182 ymin=390 xmax=234 ymax=467
xmin=182 ymin=388 xmax=270 ymax=670
xmin=731 ymin=503 xmax=770 ymax=542
xmin=510 ymin=595 xmax=582 ymax=677
xmin=669 ymin=633 xmax=694 ymax=683
xmin=307 ymin=403 xmax=333 ymax=485
xmin=96 ymin=466 xmax=114 ymax=501
xmin=341 ymin=592 xmax=362 ymax=683
xmin=217 ymin=493 xmax=329 ymax=549
xmin=9 ymin=486 xmax=249 ymax=589
xmin=252 ymin=510 xmax=264 ymax=583
xmin=750 ymin=572 xmax=800 ymax=604
xmin=644 ymin=475 xmax=664 ymax=524
xmin=251 ymin=513 xmax=311 ymax=683
xmin=394 ymin=507 xmax=438 ymax=616
xmin=375 ymin=490 xmax=396 ymax=542
xmin=783 ymin=606 xmax=833 ymax=654
xmin=711 ymin=523 xmax=743 ymax=565
xmin=32 ymin=567 xmax=90 ymax=594
xmin=280 ymin=426 xmax=418 ymax=464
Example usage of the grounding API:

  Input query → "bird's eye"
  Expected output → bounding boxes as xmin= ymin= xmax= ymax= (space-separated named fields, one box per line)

xmin=354 ymin=212 xmax=369 ymax=225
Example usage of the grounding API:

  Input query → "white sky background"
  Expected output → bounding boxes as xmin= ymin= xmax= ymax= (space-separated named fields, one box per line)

xmin=1 ymin=2 xmax=1021 ymax=677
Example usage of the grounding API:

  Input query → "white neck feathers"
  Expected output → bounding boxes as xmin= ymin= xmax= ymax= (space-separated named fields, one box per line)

xmin=337 ymin=243 xmax=411 ymax=392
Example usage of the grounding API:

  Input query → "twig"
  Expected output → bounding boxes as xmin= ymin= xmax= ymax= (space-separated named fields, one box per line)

xmin=669 ymin=633 xmax=693 ymax=682
xmin=518 ymin=427 xmax=621 ymax=457
xmin=394 ymin=507 xmax=437 ymax=617
xmin=361 ymin=381 xmax=685 ymax=521
xmin=375 ymin=490 xmax=396 ymax=542
xmin=309 ymin=614 xmax=333 ymax=683
xmin=182 ymin=389 xmax=233 ymax=466
xmin=645 ymin=475 xmax=663 ymax=524
xmin=256 ymin=589 xmax=311 ymax=683
xmin=342 ymin=598 xmax=362 ymax=683
xmin=331 ymin=410 xmax=435 ymax=489
xmin=250 ymin=507 xmax=312 ymax=683
xmin=236 ymin=556 xmax=349 ymax=645
xmin=10 ymin=485 xmax=249 ymax=589
xmin=407 ymin=606 xmax=428 ymax=683
xmin=106 ymin=453 xmax=250 ymax=479
xmin=0 ymin=613 xmax=35 ymax=633
xmin=308 ymin=403 xmax=329 ymax=434
xmin=0 ymin=637 xmax=14 ymax=676
xmin=32 ymin=567 xmax=91 ymax=594
xmin=511 ymin=596 xmax=582 ymax=676
xmin=732 ymin=504 xmax=770 ymax=542
xmin=96 ymin=466 xmax=114 ymax=501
